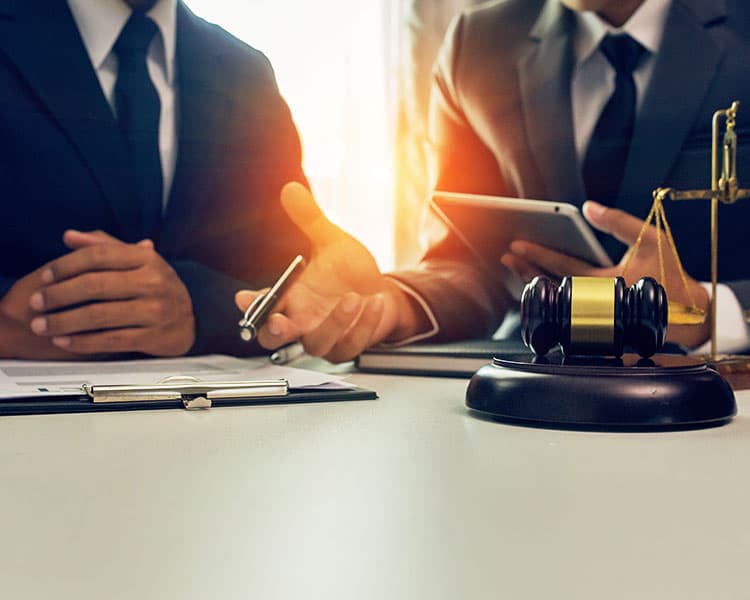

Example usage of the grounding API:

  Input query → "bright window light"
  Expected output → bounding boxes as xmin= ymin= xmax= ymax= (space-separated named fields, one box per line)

xmin=184 ymin=1 xmax=396 ymax=270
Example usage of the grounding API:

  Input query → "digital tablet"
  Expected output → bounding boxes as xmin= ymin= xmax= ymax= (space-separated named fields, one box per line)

xmin=430 ymin=192 xmax=613 ymax=295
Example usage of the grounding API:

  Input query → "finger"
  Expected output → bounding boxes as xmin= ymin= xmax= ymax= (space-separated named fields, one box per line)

xmin=63 ymin=229 xmax=123 ymax=249
xmin=234 ymin=288 xmax=271 ymax=312
xmin=235 ymin=290 xmax=258 ymax=311
xmin=64 ymin=230 xmax=154 ymax=253
xmin=583 ymin=202 xmax=646 ymax=247
xmin=31 ymin=271 xmax=138 ymax=312
xmin=300 ymin=292 xmax=363 ymax=357
xmin=280 ymin=181 xmax=345 ymax=247
xmin=500 ymin=252 xmax=543 ymax=283
xmin=323 ymin=294 xmax=385 ymax=363
xmin=44 ymin=244 xmax=150 ymax=283
xmin=30 ymin=299 xmax=151 ymax=337
xmin=51 ymin=327 xmax=146 ymax=355
xmin=255 ymin=312 xmax=302 ymax=349
xmin=509 ymin=240 xmax=600 ymax=278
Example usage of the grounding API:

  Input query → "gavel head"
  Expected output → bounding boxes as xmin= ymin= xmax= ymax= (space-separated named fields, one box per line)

xmin=520 ymin=276 xmax=668 ymax=358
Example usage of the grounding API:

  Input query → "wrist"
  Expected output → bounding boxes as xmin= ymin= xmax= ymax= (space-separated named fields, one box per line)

xmin=381 ymin=278 xmax=432 ymax=343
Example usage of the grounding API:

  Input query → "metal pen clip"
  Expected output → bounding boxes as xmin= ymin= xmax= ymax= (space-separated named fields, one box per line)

xmin=239 ymin=254 xmax=306 ymax=342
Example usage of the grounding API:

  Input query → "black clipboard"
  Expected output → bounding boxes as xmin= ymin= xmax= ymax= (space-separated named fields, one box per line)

xmin=0 ymin=380 xmax=377 ymax=416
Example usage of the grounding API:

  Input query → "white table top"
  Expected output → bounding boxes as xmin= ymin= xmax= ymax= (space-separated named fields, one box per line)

xmin=0 ymin=371 xmax=747 ymax=600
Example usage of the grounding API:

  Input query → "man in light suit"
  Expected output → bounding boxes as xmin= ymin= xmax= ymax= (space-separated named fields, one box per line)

xmin=237 ymin=0 xmax=750 ymax=361
xmin=0 ymin=0 xmax=309 ymax=358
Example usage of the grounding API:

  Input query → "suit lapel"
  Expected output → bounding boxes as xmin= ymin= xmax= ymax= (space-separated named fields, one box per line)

xmin=617 ymin=0 xmax=727 ymax=221
xmin=518 ymin=1 xmax=584 ymax=205
xmin=159 ymin=2 xmax=231 ymax=254
xmin=0 ymin=0 xmax=142 ymax=240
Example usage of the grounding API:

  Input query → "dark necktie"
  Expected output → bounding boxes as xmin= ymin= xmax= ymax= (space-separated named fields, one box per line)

xmin=582 ymin=33 xmax=646 ymax=205
xmin=113 ymin=11 xmax=163 ymax=241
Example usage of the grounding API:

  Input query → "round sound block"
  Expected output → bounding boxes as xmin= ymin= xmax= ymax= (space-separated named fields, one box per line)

xmin=466 ymin=353 xmax=736 ymax=430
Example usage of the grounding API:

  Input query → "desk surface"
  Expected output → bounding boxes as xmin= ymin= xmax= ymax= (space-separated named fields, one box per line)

xmin=0 ymin=370 xmax=747 ymax=600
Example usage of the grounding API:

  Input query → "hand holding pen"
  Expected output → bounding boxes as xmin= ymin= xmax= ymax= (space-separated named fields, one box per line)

xmin=238 ymin=254 xmax=306 ymax=342
xmin=235 ymin=256 xmax=306 ymax=364
xmin=234 ymin=183 xmax=429 ymax=364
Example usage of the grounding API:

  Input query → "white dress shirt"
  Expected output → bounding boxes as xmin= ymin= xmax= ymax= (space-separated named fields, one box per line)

xmin=571 ymin=0 xmax=750 ymax=353
xmin=570 ymin=0 xmax=670 ymax=163
xmin=67 ymin=0 xmax=179 ymax=209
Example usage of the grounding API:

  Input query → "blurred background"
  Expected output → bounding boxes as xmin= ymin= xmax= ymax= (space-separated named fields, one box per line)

xmin=185 ymin=0 xmax=483 ymax=270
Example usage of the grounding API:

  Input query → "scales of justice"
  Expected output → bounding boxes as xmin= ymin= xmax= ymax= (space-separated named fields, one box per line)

xmin=466 ymin=102 xmax=747 ymax=430
xmin=625 ymin=100 xmax=750 ymax=365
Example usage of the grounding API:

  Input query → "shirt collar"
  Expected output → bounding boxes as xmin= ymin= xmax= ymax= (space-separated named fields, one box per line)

xmin=67 ymin=0 xmax=178 ymax=84
xmin=572 ymin=0 xmax=672 ymax=67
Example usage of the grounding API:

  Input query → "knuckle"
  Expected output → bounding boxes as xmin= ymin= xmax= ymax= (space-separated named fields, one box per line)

xmin=333 ymin=309 xmax=355 ymax=328
xmin=89 ymin=244 xmax=111 ymax=263
xmin=150 ymin=298 xmax=170 ymax=321
xmin=301 ymin=337 xmax=327 ymax=358
xmin=143 ymin=268 xmax=167 ymax=292
xmin=82 ymin=273 xmax=105 ymax=297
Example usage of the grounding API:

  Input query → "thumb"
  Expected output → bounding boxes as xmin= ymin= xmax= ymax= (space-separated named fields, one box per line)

xmin=583 ymin=201 xmax=645 ymax=247
xmin=280 ymin=181 xmax=344 ymax=247
xmin=234 ymin=288 xmax=269 ymax=312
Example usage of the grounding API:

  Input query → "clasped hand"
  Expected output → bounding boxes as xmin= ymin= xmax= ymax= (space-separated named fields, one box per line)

xmin=0 ymin=230 xmax=194 ymax=359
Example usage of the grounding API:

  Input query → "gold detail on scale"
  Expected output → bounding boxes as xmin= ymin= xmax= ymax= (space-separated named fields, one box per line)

xmin=570 ymin=277 xmax=615 ymax=348
xmin=625 ymin=101 xmax=750 ymax=361
xmin=620 ymin=188 xmax=706 ymax=326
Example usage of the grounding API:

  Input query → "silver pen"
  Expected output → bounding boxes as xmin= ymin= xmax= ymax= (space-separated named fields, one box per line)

xmin=238 ymin=255 xmax=306 ymax=342
xmin=270 ymin=342 xmax=306 ymax=365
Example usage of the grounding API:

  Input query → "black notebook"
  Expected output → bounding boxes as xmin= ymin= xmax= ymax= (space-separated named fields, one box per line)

xmin=356 ymin=337 xmax=688 ymax=378
xmin=356 ymin=338 xmax=528 ymax=377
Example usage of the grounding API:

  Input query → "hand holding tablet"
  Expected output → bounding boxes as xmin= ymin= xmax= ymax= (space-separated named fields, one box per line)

xmin=429 ymin=192 xmax=613 ymax=296
xmin=430 ymin=192 xmax=613 ymax=268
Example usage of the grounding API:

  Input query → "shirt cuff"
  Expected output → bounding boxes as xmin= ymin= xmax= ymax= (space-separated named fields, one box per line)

xmin=377 ymin=276 xmax=440 ymax=347
xmin=694 ymin=282 xmax=750 ymax=355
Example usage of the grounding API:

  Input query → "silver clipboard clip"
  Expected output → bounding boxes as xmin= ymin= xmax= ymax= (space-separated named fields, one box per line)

xmin=82 ymin=375 xmax=289 ymax=410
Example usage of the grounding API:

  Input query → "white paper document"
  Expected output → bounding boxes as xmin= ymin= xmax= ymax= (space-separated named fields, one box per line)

xmin=0 ymin=354 xmax=352 ymax=400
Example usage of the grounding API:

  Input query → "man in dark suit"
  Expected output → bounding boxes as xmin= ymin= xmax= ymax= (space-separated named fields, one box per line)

xmin=411 ymin=0 xmax=750 ymax=348
xmin=0 ymin=0 xmax=309 ymax=358
xmin=236 ymin=0 xmax=750 ymax=361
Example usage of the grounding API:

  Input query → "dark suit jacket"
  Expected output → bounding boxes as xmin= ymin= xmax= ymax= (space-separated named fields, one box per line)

xmin=0 ymin=0 xmax=310 ymax=355
xmin=394 ymin=0 xmax=750 ymax=342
